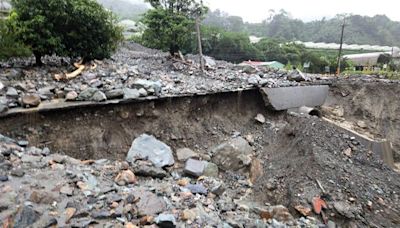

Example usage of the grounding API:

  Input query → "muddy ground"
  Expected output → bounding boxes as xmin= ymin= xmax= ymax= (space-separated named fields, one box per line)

xmin=324 ymin=81 xmax=400 ymax=161
xmin=1 ymin=87 xmax=400 ymax=227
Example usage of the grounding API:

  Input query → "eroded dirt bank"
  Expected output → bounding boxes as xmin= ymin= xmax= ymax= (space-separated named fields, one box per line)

xmin=323 ymin=81 xmax=400 ymax=161
xmin=1 ymin=87 xmax=399 ymax=227
xmin=0 ymin=89 xmax=283 ymax=160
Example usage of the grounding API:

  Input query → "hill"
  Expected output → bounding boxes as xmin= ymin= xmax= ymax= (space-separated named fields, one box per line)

xmin=204 ymin=10 xmax=400 ymax=47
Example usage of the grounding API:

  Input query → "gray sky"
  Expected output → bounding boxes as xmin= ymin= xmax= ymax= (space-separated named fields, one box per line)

xmin=204 ymin=0 xmax=400 ymax=22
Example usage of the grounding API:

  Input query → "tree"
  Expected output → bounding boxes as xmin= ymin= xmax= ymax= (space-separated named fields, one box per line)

xmin=11 ymin=0 xmax=122 ymax=65
xmin=0 ymin=13 xmax=31 ymax=60
xmin=141 ymin=0 xmax=207 ymax=55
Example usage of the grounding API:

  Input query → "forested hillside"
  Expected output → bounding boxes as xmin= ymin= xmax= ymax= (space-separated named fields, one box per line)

xmin=204 ymin=10 xmax=400 ymax=47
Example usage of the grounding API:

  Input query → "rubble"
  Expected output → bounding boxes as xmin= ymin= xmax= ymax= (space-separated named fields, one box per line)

xmin=0 ymin=42 xmax=399 ymax=228
xmin=126 ymin=134 xmax=175 ymax=168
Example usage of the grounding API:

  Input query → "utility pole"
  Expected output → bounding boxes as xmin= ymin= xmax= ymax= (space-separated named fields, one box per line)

xmin=336 ymin=17 xmax=346 ymax=76
xmin=195 ymin=17 xmax=204 ymax=72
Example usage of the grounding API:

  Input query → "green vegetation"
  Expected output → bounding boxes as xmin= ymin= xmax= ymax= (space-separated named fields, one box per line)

xmin=140 ymin=0 xmax=207 ymax=55
xmin=204 ymin=10 xmax=400 ymax=47
xmin=10 ymin=0 xmax=123 ymax=65
xmin=0 ymin=14 xmax=31 ymax=60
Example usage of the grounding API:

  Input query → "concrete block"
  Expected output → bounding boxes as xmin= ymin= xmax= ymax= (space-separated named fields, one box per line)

xmin=260 ymin=86 xmax=329 ymax=110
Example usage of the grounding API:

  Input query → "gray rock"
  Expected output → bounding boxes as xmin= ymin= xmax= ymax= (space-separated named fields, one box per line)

xmin=155 ymin=214 xmax=176 ymax=228
xmin=248 ymin=75 xmax=260 ymax=85
xmin=123 ymin=88 xmax=140 ymax=99
xmin=184 ymin=159 xmax=205 ymax=177
xmin=105 ymin=89 xmax=124 ymax=99
xmin=0 ymin=175 xmax=8 ymax=182
xmin=126 ymin=134 xmax=174 ymax=168
xmin=11 ymin=168 xmax=25 ymax=177
xmin=4 ymin=69 xmax=23 ymax=80
xmin=176 ymin=148 xmax=198 ymax=162
xmin=22 ymin=94 xmax=41 ymax=107
xmin=333 ymin=201 xmax=359 ymax=219
xmin=134 ymin=189 xmax=167 ymax=216
xmin=91 ymin=91 xmax=107 ymax=102
xmin=211 ymin=137 xmax=253 ymax=171
xmin=17 ymin=140 xmax=29 ymax=147
xmin=287 ymin=70 xmax=306 ymax=82
xmin=38 ymin=86 xmax=55 ymax=98
xmin=211 ymin=183 xmax=225 ymax=196
xmin=255 ymin=114 xmax=266 ymax=124
xmin=138 ymin=88 xmax=148 ymax=97
xmin=0 ymin=103 xmax=8 ymax=114
xmin=65 ymin=91 xmax=78 ymax=101
xmin=134 ymin=164 xmax=168 ymax=179
xmin=186 ymin=184 xmax=208 ymax=195
xmin=21 ymin=154 xmax=42 ymax=163
xmin=0 ymin=81 xmax=4 ymax=91
xmin=77 ymin=88 xmax=98 ymax=101
xmin=14 ymin=206 xmax=41 ymax=228
xmin=6 ymin=87 xmax=19 ymax=98
xmin=203 ymin=162 xmax=219 ymax=177
xmin=132 ymin=79 xmax=162 ymax=96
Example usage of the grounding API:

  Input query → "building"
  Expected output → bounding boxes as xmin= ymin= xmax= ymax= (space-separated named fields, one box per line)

xmin=239 ymin=60 xmax=285 ymax=70
xmin=343 ymin=49 xmax=400 ymax=69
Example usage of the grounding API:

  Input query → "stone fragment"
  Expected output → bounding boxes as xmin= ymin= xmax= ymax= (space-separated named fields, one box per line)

xmin=13 ymin=206 xmax=41 ymax=228
xmin=134 ymin=163 xmax=167 ymax=179
xmin=105 ymin=89 xmax=124 ymax=99
xmin=155 ymin=214 xmax=176 ymax=228
xmin=123 ymin=88 xmax=140 ymax=99
xmin=6 ymin=87 xmax=19 ymax=98
xmin=186 ymin=184 xmax=207 ymax=195
xmin=176 ymin=148 xmax=198 ymax=162
xmin=115 ymin=170 xmax=137 ymax=186
xmin=250 ymin=158 xmax=263 ymax=184
xmin=91 ymin=90 xmax=107 ymax=102
xmin=77 ymin=88 xmax=98 ymax=101
xmin=65 ymin=91 xmax=78 ymax=101
xmin=22 ymin=94 xmax=41 ymax=107
xmin=203 ymin=162 xmax=219 ymax=177
xmin=126 ymin=134 xmax=174 ymax=168
xmin=255 ymin=113 xmax=266 ymax=124
xmin=134 ymin=190 xmax=167 ymax=216
xmin=211 ymin=137 xmax=252 ymax=171
xmin=184 ymin=159 xmax=205 ymax=177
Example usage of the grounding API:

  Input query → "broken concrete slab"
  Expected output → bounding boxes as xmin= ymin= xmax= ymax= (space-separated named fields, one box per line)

xmin=260 ymin=85 xmax=329 ymax=111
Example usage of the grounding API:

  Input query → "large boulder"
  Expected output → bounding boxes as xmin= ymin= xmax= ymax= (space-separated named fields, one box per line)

xmin=211 ymin=137 xmax=253 ymax=171
xmin=126 ymin=134 xmax=174 ymax=168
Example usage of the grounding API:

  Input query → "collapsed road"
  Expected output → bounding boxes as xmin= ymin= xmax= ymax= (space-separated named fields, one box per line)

xmin=0 ymin=42 xmax=399 ymax=228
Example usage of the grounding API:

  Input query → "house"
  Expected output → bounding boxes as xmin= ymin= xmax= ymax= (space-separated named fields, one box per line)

xmin=343 ymin=48 xmax=400 ymax=70
xmin=238 ymin=60 xmax=285 ymax=70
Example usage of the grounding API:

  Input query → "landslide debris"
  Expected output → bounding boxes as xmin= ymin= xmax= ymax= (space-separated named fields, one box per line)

xmin=1 ymin=113 xmax=399 ymax=227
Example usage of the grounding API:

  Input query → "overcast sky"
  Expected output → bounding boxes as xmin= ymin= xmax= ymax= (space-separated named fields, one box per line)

xmin=204 ymin=0 xmax=400 ymax=22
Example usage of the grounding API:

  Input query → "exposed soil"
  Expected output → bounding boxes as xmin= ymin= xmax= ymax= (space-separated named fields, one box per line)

xmin=0 ymin=89 xmax=283 ymax=161
xmin=324 ymin=81 xmax=400 ymax=161
xmin=1 ymin=87 xmax=400 ymax=227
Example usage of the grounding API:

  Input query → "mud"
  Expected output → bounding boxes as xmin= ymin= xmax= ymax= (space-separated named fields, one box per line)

xmin=324 ymin=81 xmax=400 ymax=161
xmin=0 ymin=89 xmax=284 ymax=160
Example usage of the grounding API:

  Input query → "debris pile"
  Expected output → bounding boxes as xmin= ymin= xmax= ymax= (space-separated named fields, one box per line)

xmin=0 ymin=42 xmax=303 ymax=113
xmin=1 ymin=114 xmax=399 ymax=227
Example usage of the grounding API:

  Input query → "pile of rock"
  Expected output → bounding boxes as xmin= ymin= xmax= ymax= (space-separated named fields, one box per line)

xmin=0 ymin=132 xmax=326 ymax=228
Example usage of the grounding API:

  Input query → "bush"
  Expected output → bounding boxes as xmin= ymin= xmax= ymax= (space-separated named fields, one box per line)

xmin=11 ymin=0 xmax=123 ymax=65
xmin=0 ymin=15 xmax=31 ymax=60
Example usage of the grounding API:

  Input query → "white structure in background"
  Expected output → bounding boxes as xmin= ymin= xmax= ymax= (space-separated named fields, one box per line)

xmin=294 ymin=40 xmax=399 ymax=53
xmin=249 ymin=36 xmax=262 ymax=44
